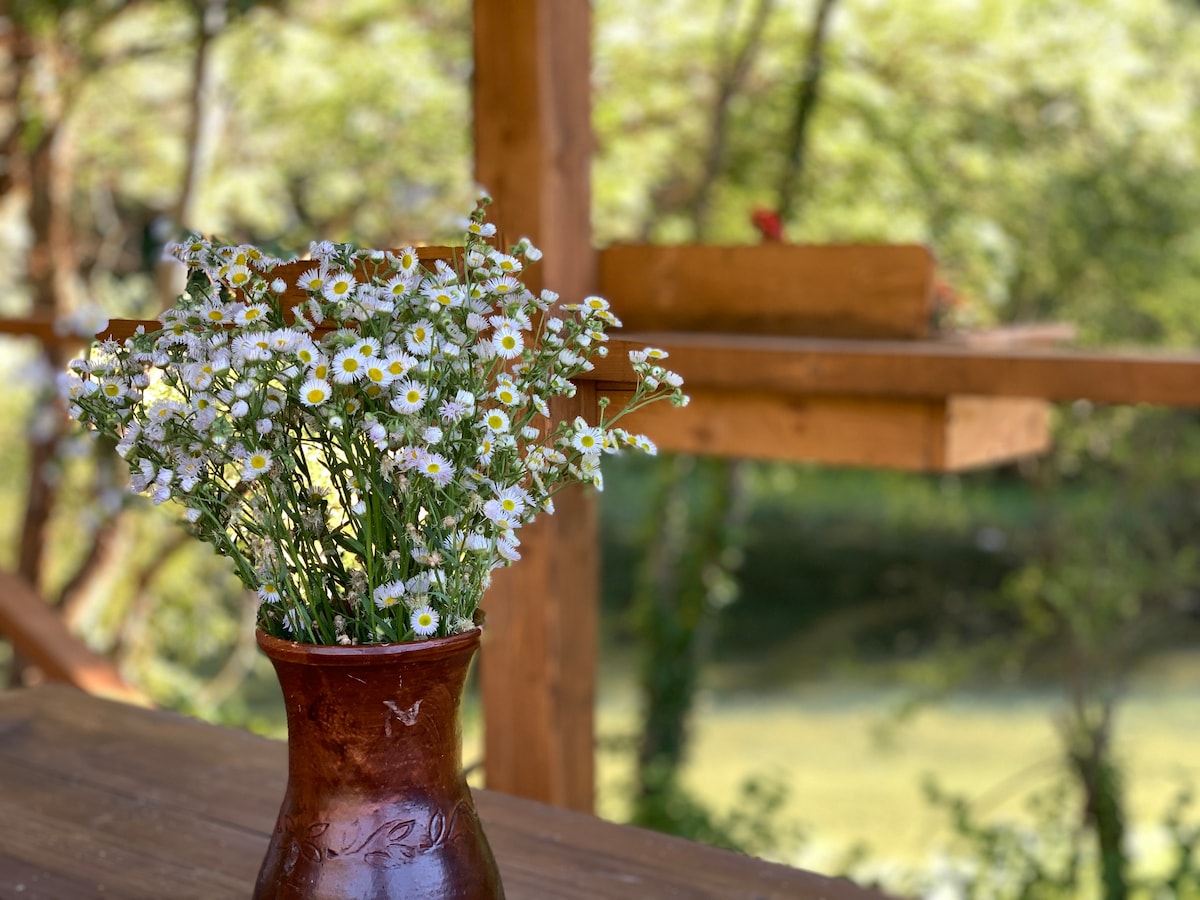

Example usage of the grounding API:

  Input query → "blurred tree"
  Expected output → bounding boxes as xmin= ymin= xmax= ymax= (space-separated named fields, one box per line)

xmin=0 ymin=0 xmax=476 ymax=699
xmin=592 ymin=0 xmax=1200 ymax=876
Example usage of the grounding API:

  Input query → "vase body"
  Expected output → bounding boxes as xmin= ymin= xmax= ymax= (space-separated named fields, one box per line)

xmin=254 ymin=628 xmax=504 ymax=900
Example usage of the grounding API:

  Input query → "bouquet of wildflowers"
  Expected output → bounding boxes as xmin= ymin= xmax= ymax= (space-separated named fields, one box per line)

xmin=62 ymin=200 xmax=686 ymax=645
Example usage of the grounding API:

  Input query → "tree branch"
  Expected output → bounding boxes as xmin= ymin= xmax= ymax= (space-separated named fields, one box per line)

xmin=689 ymin=0 xmax=776 ymax=240
xmin=776 ymin=0 xmax=839 ymax=224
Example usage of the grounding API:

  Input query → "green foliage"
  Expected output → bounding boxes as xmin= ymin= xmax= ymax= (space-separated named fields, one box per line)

xmin=631 ymin=759 xmax=804 ymax=861
xmin=593 ymin=0 xmax=1200 ymax=342
xmin=915 ymin=776 xmax=1200 ymax=899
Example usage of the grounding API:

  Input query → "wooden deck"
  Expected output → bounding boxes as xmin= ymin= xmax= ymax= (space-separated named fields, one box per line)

xmin=0 ymin=685 xmax=893 ymax=899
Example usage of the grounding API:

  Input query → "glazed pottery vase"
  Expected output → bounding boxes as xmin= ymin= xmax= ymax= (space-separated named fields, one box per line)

xmin=253 ymin=628 xmax=504 ymax=900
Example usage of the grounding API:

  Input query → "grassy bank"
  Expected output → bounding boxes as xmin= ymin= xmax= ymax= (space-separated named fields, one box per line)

xmin=589 ymin=647 xmax=1200 ymax=884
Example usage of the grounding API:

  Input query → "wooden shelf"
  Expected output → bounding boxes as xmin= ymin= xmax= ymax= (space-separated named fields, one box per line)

xmin=606 ymin=387 xmax=1049 ymax=472
xmin=598 ymin=242 xmax=936 ymax=340
xmin=592 ymin=333 xmax=1200 ymax=407
xmin=7 ymin=317 xmax=1198 ymax=471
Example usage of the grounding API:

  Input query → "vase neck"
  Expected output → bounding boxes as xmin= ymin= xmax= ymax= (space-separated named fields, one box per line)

xmin=261 ymin=634 xmax=479 ymax=795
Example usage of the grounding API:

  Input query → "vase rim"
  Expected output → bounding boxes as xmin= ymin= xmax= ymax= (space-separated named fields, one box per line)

xmin=256 ymin=626 xmax=482 ymax=666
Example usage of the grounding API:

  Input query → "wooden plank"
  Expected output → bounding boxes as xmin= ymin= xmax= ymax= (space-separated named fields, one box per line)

xmin=9 ymin=319 xmax=1198 ymax=411
xmin=612 ymin=388 xmax=945 ymax=469
xmin=944 ymin=322 xmax=1077 ymax=348
xmin=16 ymin=319 xmax=1199 ymax=410
xmin=0 ymin=686 xmax=895 ymax=899
xmin=599 ymin=243 xmax=936 ymax=339
xmin=609 ymin=389 xmax=1051 ymax=471
xmin=477 ymin=789 xmax=892 ymax=900
xmin=591 ymin=334 xmax=1200 ymax=408
xmin=481 ymin=386 xmax=599 ymax=808
xmin=473 ymin=0 xmax=598 ymax=812
xmin=943 ymin=396 xmax=1051 ymax=471
xmin=0 ymin=571 xmax=147 ymax=704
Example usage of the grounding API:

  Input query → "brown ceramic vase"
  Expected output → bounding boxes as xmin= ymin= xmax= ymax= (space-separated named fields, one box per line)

xmin=254 ymin=628 xmax=504 ymax=900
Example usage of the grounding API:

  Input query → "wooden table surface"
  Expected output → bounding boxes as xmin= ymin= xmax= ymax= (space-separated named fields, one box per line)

xmin=0 ymin=685 xmax=892 ymax=899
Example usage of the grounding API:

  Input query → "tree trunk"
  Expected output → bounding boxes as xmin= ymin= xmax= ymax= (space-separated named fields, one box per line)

xmin=776 ymin=0 xmax=839 ymax=224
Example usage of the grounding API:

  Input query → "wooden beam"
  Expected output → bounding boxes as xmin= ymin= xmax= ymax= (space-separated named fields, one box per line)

xmin=610 ymin=389 xmax=1050 ymax=471
xmin=598 ymin=243 xmax=935 ymax=339
xmin=942 ymin=396 xmax=1051 ymax=470
xmin=473 ymin=0 xmax=597 ymax=812
xmin=0 ymin=571 xmax=147 ymax=705
xmin=9 ymin=318 xmax=1197 ymax=409
xmin=592 ymin=334 xmax=1200 ymax=408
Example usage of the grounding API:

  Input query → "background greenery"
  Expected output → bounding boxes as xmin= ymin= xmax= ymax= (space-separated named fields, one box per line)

xmin=3 ymin=0 xmax=1200 ymax=896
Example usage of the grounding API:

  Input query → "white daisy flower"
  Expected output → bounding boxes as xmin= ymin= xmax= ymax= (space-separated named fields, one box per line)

xmin=383 ymin=351 xmax=416 ymax=380
xmin=304 ymin=354 xmax=330 ymax=381
xmin=322 ymin=271 xmax=357 ymax=302
xmin=438 ymin=397 xmax=469 ymax=422
xmin=491 ymin=324 xmax=524 ymax=360
xmin=572 ymin=423 xmax=604 ymax=454
xmin=476 ymin=437 xmax=495 ymax=466
xmin=488 ymin=485 xmax=528 ymax=518
xmin=236 ymin=303 xmax=270 ymax=326
xmin=296 ymin=266 xmax=327 ymax=293
xmin=481 ymin=408 xmax=510 ymax=434
xmin=352 ymin=336 xmax=381 ymax=360
xmin=383 ymin=274 xmax=411 ymax=298
xmin=483 ymin=275 xmax=521 ymax=296
xmin=633 ymin=434 xmax=658 ymax=455
xmin=242 ymin=450 xmax=272 ymax=480
xmin=395 ymin=247 xmax=420 ymax=276
xmin=406 ymin=320 xmax=435 ymax=356
xmin=268 ymin=329 xmax=297 ymax=353
xmin=496 ymin=534 xmax=522 ymax=562
xmin=182 ymin=362 xmax=214 ymax=390
xmin=494 ymin=379 xmax=522 ymax=406
xmin=199 ymin=300 xmax=230 ymax=324
xmin=374 ymin=580 xmax=406 ymax=610
xmin=225 ymin=265 xmax=254 ymax=290
xmin=295 ymin=338 xmax=320 ymax=367
xmin=99 ymin=379 xmax=128 ymax=402
xmin=422 ymin=284 xmax=463 ymax=309
xmin=491 ymin=253 xmax=522 ymax=275
xmin=362 ymin=360 xmax=393 ymax=386
xmin=410 ymin=605 xmax=440 ymax=637
xmin=417 ymin=451 xmax=454 ymax=486
xmin=390 ymin=379 xmax=427 ymax=414
xmin=331 ymin=347 xmax=365 ymax=384
xmin=257 ymin=582 xmax=283 ymax=604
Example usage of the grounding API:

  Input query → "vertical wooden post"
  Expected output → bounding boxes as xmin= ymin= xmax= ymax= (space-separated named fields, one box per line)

xmin=472 ymin=0 xmax=598 ymax=811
